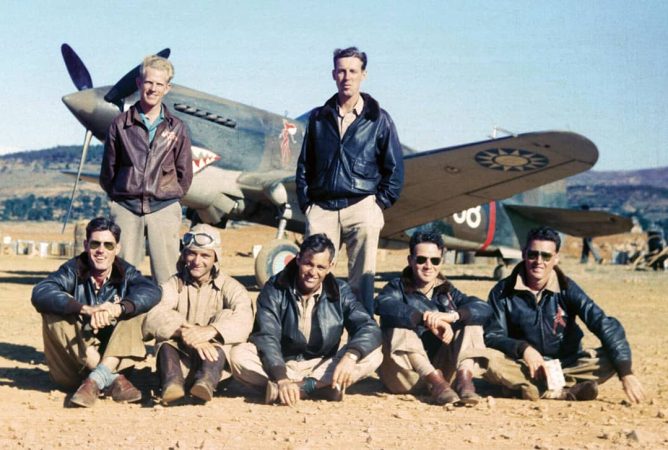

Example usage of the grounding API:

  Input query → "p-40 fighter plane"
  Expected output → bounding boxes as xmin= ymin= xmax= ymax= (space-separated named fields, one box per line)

xmin=60 ymin=44 xmax=630 ymax=284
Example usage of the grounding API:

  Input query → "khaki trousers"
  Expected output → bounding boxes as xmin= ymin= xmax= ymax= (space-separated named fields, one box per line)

xmin=482 ymin=347 xmax=617 ymax=399
xmin=157 ymin=340 xmax=234 ymax=381
xmin=110 ymin=200 xmax=181 ymax=285
xmin=41 ymin=313 xmax=147 ymax=389
xmin=379 ymin=326 xmax=487 ymax=394
xmin=229 ymin=342 xmax=382 ymax=390
xmin=306 ymin=195 xmax=384 ymax=314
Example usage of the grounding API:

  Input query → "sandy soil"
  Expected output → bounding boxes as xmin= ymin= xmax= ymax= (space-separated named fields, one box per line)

xmin=0 ymin=222 xmax=667 ymax=449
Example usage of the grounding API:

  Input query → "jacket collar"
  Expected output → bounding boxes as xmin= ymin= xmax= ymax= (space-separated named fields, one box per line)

xmin=125 ymin=101 xmax=175 ymax=128
xmin=76 ymin=252 xmax=126 ymax=285
xmin=399 ymin=266 xmax=453 ymax=296
xmin=504 ymin=262 xmax=568 ymax=297
xmin=317 ymin=92 xmax=380 ymax=122
xmin=276 ymin=258 xmax=340 ymax=302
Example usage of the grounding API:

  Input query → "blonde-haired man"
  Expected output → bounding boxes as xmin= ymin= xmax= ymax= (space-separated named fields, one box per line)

xmin=100 ymin=55 xmax=193 ymax=284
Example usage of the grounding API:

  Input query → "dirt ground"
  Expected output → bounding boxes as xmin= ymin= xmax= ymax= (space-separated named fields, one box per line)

xmin=0 ymin=222 xmax=667 ymax=449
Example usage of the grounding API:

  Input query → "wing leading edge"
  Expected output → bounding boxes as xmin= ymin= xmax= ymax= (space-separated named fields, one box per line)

xmin=382 ymin=131 xmax=598 ymax=237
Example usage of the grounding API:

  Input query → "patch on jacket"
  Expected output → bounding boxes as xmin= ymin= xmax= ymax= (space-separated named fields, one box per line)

xmin=552 ymin=305 xmax=567 ymax=334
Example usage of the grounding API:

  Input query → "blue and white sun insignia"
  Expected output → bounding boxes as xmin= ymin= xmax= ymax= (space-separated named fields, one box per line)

xmin=475 ymin=148 xmax=549 ymax=172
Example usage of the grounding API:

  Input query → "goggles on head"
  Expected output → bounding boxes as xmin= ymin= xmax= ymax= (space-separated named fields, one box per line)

xmin=182 ymin=231 xmax=217 ymax=249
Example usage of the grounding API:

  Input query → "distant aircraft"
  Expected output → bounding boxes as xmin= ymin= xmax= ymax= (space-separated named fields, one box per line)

xmin=59 ymin=44 xmax=631 ymax=284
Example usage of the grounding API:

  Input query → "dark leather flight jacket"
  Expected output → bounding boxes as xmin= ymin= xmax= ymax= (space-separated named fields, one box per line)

xmin=31 ymin=253 xmax=161 ymax=319
xmin=250 ymin=259 xmax=381 ymax=381
xmin=484 ymin=264 xmax=633 ymax=377
xmin=100 ymin=102 xmax=193 ymax=214
xmin=296 ymin=93 xmax=404 ymax=212
xmin=375 ymin=266 xmax=492 ymax=356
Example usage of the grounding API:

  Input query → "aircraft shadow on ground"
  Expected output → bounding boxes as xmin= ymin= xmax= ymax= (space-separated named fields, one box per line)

xmin=0 ymin=270 xmax=51 ymax=285
xmin=376 ymin=271 xmax=494 ymax=283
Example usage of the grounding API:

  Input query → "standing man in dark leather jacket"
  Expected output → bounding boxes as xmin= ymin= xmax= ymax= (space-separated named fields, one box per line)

xmin=484 ymin=226 xmax=645 ymax=403
xmin=376 ymin=231 xmax=491 ymax=406
xmin=101 ymin=55 xmax=193 ymax=285
xmin=31 ymin=217 xmax=161 ymax=407
xmin=296 ymin=46 xmax=404 ymax=314
xmin=230 ymin=234 xmax=382 ymax=406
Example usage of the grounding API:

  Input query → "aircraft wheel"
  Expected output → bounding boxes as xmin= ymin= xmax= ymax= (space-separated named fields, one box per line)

xmin=254 ymin=239 xmax=299 ymax=287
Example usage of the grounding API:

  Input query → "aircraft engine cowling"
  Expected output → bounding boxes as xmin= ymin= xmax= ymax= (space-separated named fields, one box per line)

xmin=193 ymin=193 xmax=242 ymax=225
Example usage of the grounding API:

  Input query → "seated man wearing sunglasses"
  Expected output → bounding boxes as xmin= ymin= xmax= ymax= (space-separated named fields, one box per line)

xmin=31 ymin=217 xmax=161 ymax=407
xmin=375 ymin=230 xmax=492 ymax=405
xmin=484 ymin=226 xmax=645 ymax=403
xmin=143 ymin=224 xmax=253 ymax=404
xmin=230 ymin=233 xmax=382 ymax=406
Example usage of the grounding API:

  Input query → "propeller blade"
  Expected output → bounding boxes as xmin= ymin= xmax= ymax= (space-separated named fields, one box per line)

xmin=61 ymin=44 xmax=93 ymax=91
xmin=62 ymin=130 xmax=93 ymax=233
xmin=104 ymin=48 xmax=170 ymax=104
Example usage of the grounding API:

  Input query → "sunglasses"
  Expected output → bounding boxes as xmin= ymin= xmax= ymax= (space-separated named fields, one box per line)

xmin=88 ymin=240 xmax=116 ymax=251
xmin=414 ymin=256 xmax=442 ymax=265
xmin=182 ymin=231 xmax=216 ymax=248
xmin=526 ymin=250 xmax=554 ymax=262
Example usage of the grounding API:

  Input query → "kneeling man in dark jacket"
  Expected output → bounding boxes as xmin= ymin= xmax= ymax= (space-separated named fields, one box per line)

xmin=375 ymin=231 xmax=491 ymax=405
xmin=31 ymin=217 xmax=161 ymax=407
xmin=484 ymin=226 xmax=644 ymax=403
xmin=230 ymin=233 xmax=382 ymax=406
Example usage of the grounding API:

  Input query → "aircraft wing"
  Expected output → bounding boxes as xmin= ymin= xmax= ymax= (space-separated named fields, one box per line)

xmin=62 ymin=170 xmax=100 ymax=184
xmin=382 ymin=131 xmax=598 ymax=237
xmin=504 ymin=204 xmax=632 ymax=237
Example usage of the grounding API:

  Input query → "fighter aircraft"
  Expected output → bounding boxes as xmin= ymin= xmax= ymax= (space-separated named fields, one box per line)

xmin=59 ymin=44 xmax=631 ymax=284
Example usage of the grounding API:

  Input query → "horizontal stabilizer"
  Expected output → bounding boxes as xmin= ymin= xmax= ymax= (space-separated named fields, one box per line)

xmin=504 ymin=204 xmax=632 ymax=238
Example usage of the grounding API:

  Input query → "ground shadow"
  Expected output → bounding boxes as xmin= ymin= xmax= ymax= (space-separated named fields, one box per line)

xmin=0 ymin=342 xmax=44 ymax=364
xmin=0 ymin=270 xmax=51 ymax=285
xmin=0 ymin=366 xmax=53 ymax=393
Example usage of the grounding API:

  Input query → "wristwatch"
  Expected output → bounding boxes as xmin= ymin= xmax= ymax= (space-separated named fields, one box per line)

xmin=345 ymin=352 xmax=360 ymax=362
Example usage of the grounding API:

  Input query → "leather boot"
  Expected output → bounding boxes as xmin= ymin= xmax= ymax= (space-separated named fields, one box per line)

xmin=190 ymin=347 xmax=226 ymax=402
xmin=454 ymin=369 xmax=480 ymax=406
xmin=70 ymin=378 xmax=100 ymax=408
xmin=425 ymin=369 xmax=460 ymax=405
xmin=107 ymin=374 xmax=142 ymax=403
xmin=561 ymin=381 xmax=598 ymax=401
xmin=157 ymin=345 xmax=185 ymax=405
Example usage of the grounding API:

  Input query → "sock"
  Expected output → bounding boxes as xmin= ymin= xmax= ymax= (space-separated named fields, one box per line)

xmin=88 ymin=364 xmax=119 ymax=390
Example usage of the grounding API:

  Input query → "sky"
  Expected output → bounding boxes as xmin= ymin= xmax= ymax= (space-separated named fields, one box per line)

xmin=1 ymin=0 xmax=666 ymax=171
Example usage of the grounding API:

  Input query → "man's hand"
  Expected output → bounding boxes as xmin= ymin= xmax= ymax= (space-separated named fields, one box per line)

xmin=331 ymin=354 xmax=357 ymax=391
xmin=277 ymin=379 xmax=301 ymax=407
xmin=192 ymin=342 xmax=219 ymax=362
xmin=428 ymin=319 xmax=454 ymax=344
xmin=522 ymin=346 xmax=546 ymax=379
xmin=621 ymin=374 xmax=644 ymax=404
xmin=180 ymin=324 xmax=218 ymax=348
xmin=423 ymin=311 xmax=458 ymax=328
xmin=80 ymin=304 xmax=120 ymax=332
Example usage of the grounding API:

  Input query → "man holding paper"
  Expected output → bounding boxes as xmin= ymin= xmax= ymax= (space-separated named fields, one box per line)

xmin=483 ymin=226 xmax=644 ymax=403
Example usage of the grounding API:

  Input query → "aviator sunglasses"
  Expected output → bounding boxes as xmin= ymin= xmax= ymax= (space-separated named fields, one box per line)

xmin=182 ymin=231 xmax=216 ymax=248
xmin=414 ymin=256 xmax=442 ymax=265
xmin=88 ymin=240 xmax=116 ymax=251
xmin=526 ymin=250 xmax=554 ymax=262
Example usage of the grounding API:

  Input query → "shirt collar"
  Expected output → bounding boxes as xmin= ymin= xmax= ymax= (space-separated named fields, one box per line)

xmin=336 ymin=95 xmax=364 ymax=118
xmin=515 ymin=267 xmax=561 ymax=294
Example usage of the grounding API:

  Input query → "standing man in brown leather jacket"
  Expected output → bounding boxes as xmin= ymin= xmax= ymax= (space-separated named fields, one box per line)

xmin=101 ymin=55 xmax=193 ymax=284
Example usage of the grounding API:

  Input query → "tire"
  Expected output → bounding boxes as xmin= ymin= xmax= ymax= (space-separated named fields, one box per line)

xmin=254 ymin=239 xmax=299 ymax=287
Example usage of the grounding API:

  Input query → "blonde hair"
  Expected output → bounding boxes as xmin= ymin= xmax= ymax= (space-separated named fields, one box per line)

xmin=140 ymin=55 xmax=174 ymax=82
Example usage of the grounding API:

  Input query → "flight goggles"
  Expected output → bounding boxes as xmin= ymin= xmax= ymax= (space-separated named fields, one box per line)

xmin=526 ymin=250 xmax=554 ymax=262
xmin=182 ymin=231 xmax=217 ymax=248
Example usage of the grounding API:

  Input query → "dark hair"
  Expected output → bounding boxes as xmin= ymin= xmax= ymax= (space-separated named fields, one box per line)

xmin=333 ymin=47 xmax=367 ymax=70
xmin=299 ymin=233 xmax=336 ymax=262
xmin=525 ymin=226 xmax=561 ymax=252
xmin=409 ymin=230 xmax=445 ymax=255
xmin=86 ymin=217 xmax=121 ymax=243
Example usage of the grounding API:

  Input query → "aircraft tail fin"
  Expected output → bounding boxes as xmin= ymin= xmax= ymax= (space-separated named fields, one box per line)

xmin=504 ymin=204 xmax=632 ymax=247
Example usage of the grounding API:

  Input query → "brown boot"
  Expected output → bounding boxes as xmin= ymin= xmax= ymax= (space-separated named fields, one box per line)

xmin=561 ymin=381 xmax=598 ymax=401
xmin=425 ymin=369 xmax=460 ymax=405
xmin=70 ymin=378 xmax=100 ymax=408
xmin=454 ymin=369 xmax=481 ymax=406
xmin=157 ymin=345 xmax=185 ymax=405
xmin=107 ymin=374 xmax=142 ymax=403
xmin=190 ymin=347 xmax=226 ymax=402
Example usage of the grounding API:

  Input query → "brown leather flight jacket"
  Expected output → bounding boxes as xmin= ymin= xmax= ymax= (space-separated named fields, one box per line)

xmin=100 ymin=102 xmax=193 ymax=214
